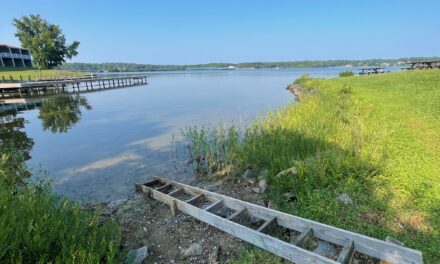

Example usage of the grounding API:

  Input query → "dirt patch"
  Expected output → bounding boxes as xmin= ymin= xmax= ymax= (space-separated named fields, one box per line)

xmin=99 ymin=177 xmax=383 ymax=263
xmin=100 ymin=178 xmax=266 ymax=263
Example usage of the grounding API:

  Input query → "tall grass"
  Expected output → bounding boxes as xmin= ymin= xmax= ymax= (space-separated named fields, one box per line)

xmin=182 ymin=70 xmax=440 ymax=262
xmin=183 ymin=124 xmax=241 ymax=175
xmin=0 ymin=150 xmax=122 ymax=263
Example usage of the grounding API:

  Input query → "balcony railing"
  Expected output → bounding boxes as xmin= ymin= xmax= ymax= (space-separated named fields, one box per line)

xmin=0 ymin=52 xmax=12 ymax=57
xmin=0 ymin=52 xmax=32 ymax=60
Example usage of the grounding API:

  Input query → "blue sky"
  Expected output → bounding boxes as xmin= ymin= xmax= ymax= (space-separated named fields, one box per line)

xmin=1 ymin=0 xmax=439 ymax=64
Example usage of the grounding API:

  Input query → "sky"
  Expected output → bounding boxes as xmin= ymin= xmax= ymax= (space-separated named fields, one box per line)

xmin=0 ymin=0 xmax=439 ymax=64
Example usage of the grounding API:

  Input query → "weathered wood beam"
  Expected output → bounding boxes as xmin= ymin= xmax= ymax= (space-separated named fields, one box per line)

xmin=292 ymin=227 xmax=313 ymax=248
xmin=143 ymin=179 xmax=159 ymax=187
xmin=168 ymin=188 xmax=183 ymax=197
xmin=156 ymin=183 xmax=171 ymax=192
xmin=227 ymin=208 xmax=246 ymax=221
xmin=337 ymin=239 xmax=354 ymax=264
xmin=257 ymin=216 xmax=277 ymax=234
xmin=185 ymin=194 xmax=204 ymax=205
xmin=204 ymin=199 xmax=223 ymax=213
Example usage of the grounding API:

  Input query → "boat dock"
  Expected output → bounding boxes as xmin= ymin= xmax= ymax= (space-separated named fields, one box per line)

xmin=0 ymin=76 xmax=147 ymax=99
xmin=403 ymin=60 xmax=440 ymax=70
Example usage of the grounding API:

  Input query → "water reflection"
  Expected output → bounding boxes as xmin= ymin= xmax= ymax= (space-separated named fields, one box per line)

xmin=0 ymin=111 xmax=34 ymax=160
xmin=38 ymin=95 xmax=92 ymax=134
xmin=0 ymin=109 xmax=34 ymax=183
xmin=0 ymin=95 xmax=91 ymax=183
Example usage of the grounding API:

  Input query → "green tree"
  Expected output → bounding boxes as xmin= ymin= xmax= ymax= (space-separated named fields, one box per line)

xmin=13 ymin=14 xmax=80 ymax=70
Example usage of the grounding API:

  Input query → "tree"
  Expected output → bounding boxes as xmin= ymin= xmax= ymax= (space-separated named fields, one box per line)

xmin=13 ymin=14 xmax=80 ymax=70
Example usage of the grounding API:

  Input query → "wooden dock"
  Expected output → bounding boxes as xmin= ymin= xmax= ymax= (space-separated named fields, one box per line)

xmin=136 ymin=177 xmax=423 ymax=264
xmin=403 ymin=60 xmax=440 ymax=70
xmin=359 ymin=67 xmax=389 ymax=75
xmin=0 ymin=76 xmax=147 ymax=99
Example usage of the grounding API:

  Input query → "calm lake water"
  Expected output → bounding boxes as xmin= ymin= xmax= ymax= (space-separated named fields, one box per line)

xmin=0 ymin=67 xmax=386 ymax=203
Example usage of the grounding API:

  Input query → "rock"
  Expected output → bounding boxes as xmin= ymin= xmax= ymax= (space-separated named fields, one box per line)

xmin=247 ymin=178 xmax=256 ymax=184
xmin=216 ymin=207 xmax=231 ymax=218
xmin=181 ymin=243 xmax=202 ymax=258
xmin=283 ymin=192 xmax=296 ymax=202
xmin=208 ymin=246 xmax=220 ymax=264
xmin=313 ymin=241 xmax=337 ymax=258
xmin=242 ymin=169 xmax=254 ymax=180
xmin=336 ymin=193 xmax=353 ymax=205
xmin=258 ymin=179 xmax=267 ymax=193
xmin=258 ymin=168 xmax=269 ymax=179
xmin=204 ymin=184 xmax=218 ymax=192
xmin=126 ymin=246 xmax=148 ymax=264
xmin=252 ymin=187 xmax=260 ymax=194
xmin=275 ymin=167 xmax=298 ymax=178
xmin=250 ymin=216 xmax=260 ymax=224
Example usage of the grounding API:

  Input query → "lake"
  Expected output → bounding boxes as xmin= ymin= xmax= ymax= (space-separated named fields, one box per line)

xmin=0 ymin=67 xmax=385 ymax=203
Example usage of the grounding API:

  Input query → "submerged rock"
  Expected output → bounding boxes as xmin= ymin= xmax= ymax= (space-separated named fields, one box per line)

xmin=126 ymin=246 xmax=148 ymax=264
xmin=336 ymin=193 xmax=353 ymax=205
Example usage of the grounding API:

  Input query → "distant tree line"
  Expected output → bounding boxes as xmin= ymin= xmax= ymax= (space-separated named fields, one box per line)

xmin=59 ymin=57 xmax=440 ymax=72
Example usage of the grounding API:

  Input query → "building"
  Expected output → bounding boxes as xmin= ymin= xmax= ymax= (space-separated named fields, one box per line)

xmin=0 ymin=43 xmax=33 ymax=68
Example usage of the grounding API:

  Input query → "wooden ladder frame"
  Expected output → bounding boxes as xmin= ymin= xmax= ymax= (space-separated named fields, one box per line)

xmin=135 ymin=177 xmax=422 ymax=264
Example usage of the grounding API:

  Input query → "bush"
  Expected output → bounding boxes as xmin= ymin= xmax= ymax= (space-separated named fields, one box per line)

xmin=339 ymin=71 xmax=354 ymax=77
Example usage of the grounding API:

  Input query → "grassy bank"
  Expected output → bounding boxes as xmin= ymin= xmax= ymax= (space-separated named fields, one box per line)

xmin=0 ymin=150 xmax=122 ymax=263
xmin=0 ymin=68 xmax=83 ymax=81
xmin=184 ymin=70 xmax=440 ymax=262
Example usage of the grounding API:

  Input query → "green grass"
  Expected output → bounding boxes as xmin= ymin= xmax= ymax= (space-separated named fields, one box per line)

xmin=0 ymin=179 xmax=122 ymax=263
xmin=183 ymin=70 xmax=440 ymax=262
xmin=0 ymin=68 xmax=84 ymax=81
xmin=0 ymin=149 xmax=122 ymax=263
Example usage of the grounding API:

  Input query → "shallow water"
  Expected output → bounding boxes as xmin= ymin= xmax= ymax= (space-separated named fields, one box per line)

xmin=0 ymin=67 xmax=396 ymax=203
